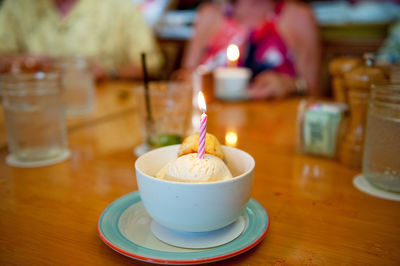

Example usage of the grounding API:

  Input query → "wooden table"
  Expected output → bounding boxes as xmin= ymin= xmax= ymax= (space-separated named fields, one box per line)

xmin=0 ymin=81 xmax=399 ymax=265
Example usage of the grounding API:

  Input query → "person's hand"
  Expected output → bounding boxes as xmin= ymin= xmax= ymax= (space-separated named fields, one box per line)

xmin=90 ymin=60 xmax=108 ymax=81
xmin=171 ymin=68 xmax=192 ymax=82
xmin=249 ymin=71 xmax=296 ymax=100
xmin=0 ymin=54 xmax=53 ymax=73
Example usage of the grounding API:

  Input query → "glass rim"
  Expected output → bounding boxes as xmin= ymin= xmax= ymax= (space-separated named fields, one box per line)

xmin=372 ymin=82 xmax=400 ymax=91
xmin=0 ymin=71 xmax=61 ymax=95
xmin=134 ymin=80 xmax=191 ymax=87
xmin=134 ymin=81 xmax=192 ymax=94
xmin=53 ymin=56 xmax=92 ymax=69
xmin=0 ymin=70 xmax=61 ymax=82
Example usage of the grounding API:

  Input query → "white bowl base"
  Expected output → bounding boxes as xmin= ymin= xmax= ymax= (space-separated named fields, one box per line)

xmin=150 ymin=215 xmax=246 ymax=249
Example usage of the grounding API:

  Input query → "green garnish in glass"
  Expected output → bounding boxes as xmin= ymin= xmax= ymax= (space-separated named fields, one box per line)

xmin=147 ymin=134 xmax=182 ymax=147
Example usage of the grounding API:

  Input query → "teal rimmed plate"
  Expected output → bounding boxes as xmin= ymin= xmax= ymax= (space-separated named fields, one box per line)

xmin=98 ymin=191 xmax=269 ymax=265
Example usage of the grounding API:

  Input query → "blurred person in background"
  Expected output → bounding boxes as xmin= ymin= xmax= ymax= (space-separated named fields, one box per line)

xmin=0 ymin=0 xmax=163 ymax=80
xmin=377 ymin=20 xmax=400 ymax=65
xmin=180 ymin=0 xmax=320 ymax=99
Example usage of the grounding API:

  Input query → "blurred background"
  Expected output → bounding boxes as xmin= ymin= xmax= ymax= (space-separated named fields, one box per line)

xmin=132 ymin=0 xmax=400 ymax=95
xmin=155 ymin=0 xmax=400 ymax=95
xmin=0 ymin=0 xmax=400 ymax=96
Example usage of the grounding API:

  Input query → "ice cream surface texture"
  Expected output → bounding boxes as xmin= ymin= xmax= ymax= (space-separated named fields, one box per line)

xmin=156 ymin=153 xmax=233 ymax=182
xmin=178 ymin=133 xmax=224 ymax=159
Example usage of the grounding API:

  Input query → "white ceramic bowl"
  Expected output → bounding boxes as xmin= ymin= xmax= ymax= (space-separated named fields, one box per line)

xmin=135 ymin=145 xmax=255 ymax=232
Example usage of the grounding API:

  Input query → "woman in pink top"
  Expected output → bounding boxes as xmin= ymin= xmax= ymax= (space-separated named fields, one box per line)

xmin=182 ymin=0 xmax=321 ymax=99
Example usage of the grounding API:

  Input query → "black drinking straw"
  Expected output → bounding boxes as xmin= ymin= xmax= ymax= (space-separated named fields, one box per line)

xmin=141 ymin=53 xmax=153 ymax=122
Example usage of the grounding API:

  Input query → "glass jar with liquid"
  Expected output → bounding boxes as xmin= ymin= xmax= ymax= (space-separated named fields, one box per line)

xmin=362 ymin=82 xmax=400 ymax=192
xmin=0 ymin=71 xmax=68 ymax=163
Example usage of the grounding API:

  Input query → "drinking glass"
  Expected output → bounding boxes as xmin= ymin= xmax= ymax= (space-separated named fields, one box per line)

xmin=134 ymin=82 xmax=193 ymax=153
xmin=0 ymin=71 xmax=68 ymax=163
xmin=362 ymin=82 xmax=400 ymax=192
xmin=57 ymin=56 xmax=95 ymax=116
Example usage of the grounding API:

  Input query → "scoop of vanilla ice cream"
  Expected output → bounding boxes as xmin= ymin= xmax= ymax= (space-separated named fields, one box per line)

xmin=156 ymin=153 xmax=232 ymax=182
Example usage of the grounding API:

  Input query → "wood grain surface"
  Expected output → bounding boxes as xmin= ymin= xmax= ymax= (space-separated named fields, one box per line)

xmin=0 ymin=81 xmax=399 ymax=265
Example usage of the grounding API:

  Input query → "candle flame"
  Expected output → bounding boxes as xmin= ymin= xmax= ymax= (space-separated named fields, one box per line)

xmin=225 ymin=131 xmax=238 ymax=147
xmin=198 ymin=91 xmax=207 ymax=112
xmin=227 ymin=44 xmax=240 ymax=62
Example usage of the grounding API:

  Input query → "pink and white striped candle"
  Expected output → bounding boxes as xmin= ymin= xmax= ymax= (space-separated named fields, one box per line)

xmin=197 ymin=91 xmax=207 ymax=159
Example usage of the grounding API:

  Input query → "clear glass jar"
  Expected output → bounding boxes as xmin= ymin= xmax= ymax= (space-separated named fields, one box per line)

xmin=0 ymin=72 xmax=68 ymax=162
xmin=56 ymin=56 xmax=95 ymax=116
xmin=362 ymin=83 xmax=400 ymax=192
xmin=134 ymin=82 xmax=193 ymax=149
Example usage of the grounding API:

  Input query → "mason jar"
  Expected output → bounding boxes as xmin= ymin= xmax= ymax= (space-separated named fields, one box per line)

xmin=0 ymin=71 xmax=68 ymax=163
xmin=362 ymin=82 xmax=400 ymax=192
xmin=56 ymin=56 xmax=95 ymax=116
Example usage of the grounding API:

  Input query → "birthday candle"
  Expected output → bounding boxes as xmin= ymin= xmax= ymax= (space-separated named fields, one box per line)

xmin=197 ymin=91 xmax=207 ymax=159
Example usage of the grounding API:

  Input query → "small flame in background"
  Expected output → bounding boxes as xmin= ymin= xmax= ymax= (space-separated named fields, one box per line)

xmin=225 ymin=130 xmax=238 ymax=147
xmin=227 ymin=44 xmax=240 ymax=62
xmin=198 ymin=91 xmax=207 ymax=112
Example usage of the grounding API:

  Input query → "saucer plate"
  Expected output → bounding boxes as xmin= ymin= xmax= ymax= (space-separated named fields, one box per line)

xmin=98 ymin=191 xmax=269 ymax=265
